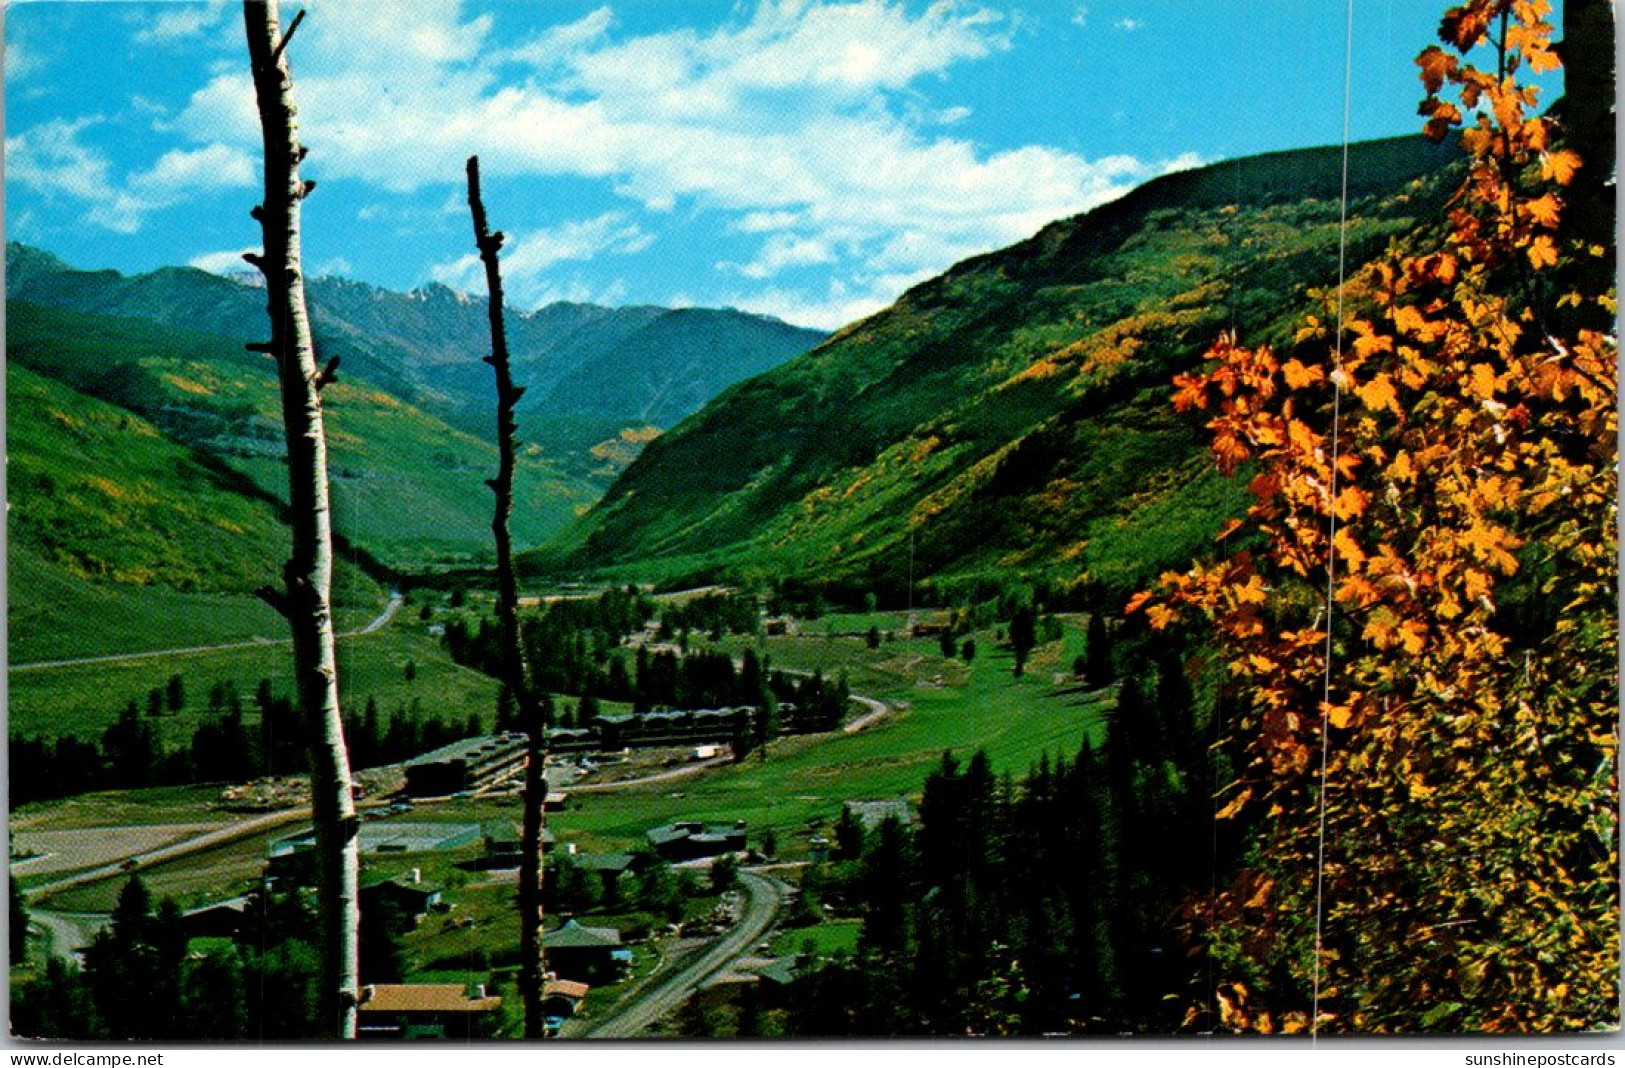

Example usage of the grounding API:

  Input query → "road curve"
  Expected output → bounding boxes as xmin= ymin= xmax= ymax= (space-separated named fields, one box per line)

xmin=11 ymin=594 xmax=404 ymax=673
xmin=843 ymin=693 xmax=893 ymax=733
xmin=573 ymin=869 xmax=787 ymax=1039
xmin=31 ymin=909 xmax=108 ymax=959
xmin=26 ymin=805 xmax=312 ymax=904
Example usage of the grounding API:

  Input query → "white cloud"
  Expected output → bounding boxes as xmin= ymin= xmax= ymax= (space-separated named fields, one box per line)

xmin=189 ymin=247 xmax=260 ymax=275
xmin=168 ymin=0 xmax=1189 ymax=321
xmin=429 ymin=212 xmax=654 ymax=307
xmin=724 ymin=280 xmax=891 ymax=332
xmin=503 ymin=6 xmax=614 ymax=68
xmin=1115 ymin=17 xmax=1142 ymax=31
xmin=1071 ymin=6 xmax=1089 ymax=28
xmin=6 ymin=119 xmax=254 ymax=234
xmin=722 ymin=234 xmax=837 ymax=280
xmin=175 ymin=71 xmax=259 ymax=143
xmin=4 ymin=35 xmax=44 ymax=81
xmin=131 ymin=143 xmax=255 ymax=194
xmin=5 ymin=119 xmax=115 ymax=204
xmin=134 ymin=0 xmax=231 ymax=44
xmin=1159 ymin=151 xmax=1203 ymax=175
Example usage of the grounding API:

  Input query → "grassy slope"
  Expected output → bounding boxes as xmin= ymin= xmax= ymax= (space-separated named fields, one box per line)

xmin=544 ymin=622 xmax=1108 ymax=854
xmin=542 ymin=136 xmax=1461 ymax=594
xmin=8 ymin=364 xmax=383 ymax=662
xmin=25 ymin=621 xmax=1105 ymax=914
xmin=9 ymin=614 xmax=498 ymax=745
xmin=7 ymin=301 xmax=599 ymax=568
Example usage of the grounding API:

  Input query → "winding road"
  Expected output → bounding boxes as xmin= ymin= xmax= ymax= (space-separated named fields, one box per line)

xmin=843 ymin=692 xmax=893 ymax=733
xmin=11 ymin=593 xmax=405 ymax=673
xmin=30 ymin=909 xmax=110 ymax=959
xmin=570 ymin=869 xmax=788 ymax=1038
xmin=26 ymin=805 xmax=314 ymax=905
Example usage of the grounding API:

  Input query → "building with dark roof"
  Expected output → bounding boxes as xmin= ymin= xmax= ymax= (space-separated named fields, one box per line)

xmin=267 ymin=822 xmax=481 ymax=885
xmin=544 ymin=919 xmax=629 ymax=982
xmin=360 ymin=872 xmax=443 ymax=925
xmin=402 ymin=733 xmax=528 ymax=798
xmin=645 ymin=820 xmax=748 ymax=861
xmin=569 ymin=851 xmax=649 ymax=896
xmin=480 ymin=821 xmax=556 ymax=868
xmin=181 ymin=896 xmax=250 ymax=940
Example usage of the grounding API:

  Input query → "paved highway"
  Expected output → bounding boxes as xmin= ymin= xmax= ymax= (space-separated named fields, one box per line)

xmin=11 ymin=593 xmax=404 ymax=673
xmin=571 ymin=869 xmax=788 ymax=1038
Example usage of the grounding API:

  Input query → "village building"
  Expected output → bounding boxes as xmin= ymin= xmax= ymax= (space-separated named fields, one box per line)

xmin=570 ymin=851 xmax=649 ymax=896
xmin=645 ymin=820 xmax=748 ymax=861
xmin=360 ymin=870 xmax=443 ymax=925
xmin=356 ymin=983 xmax=502 ymax=1040
xmin=540 ymin=978 xmax=591 ymax=1033
xmin=402 ymin=732 xmax=528 ymax=797
xmin=266 ymin=822 xmax=481 ymax=884
xmin=544 ymin=919 xmax=631 ymax=982
xmin=181 ymin=896 xmax=250 ymax=941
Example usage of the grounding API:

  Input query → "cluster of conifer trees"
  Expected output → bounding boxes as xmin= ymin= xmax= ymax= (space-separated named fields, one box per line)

xmin=760 ymin=630 xmax=1232 ymax=1035
xmin=13 ymin=878 xmax=330 ymax=1040
xmin=446 ymin=590 xmax=850 ymax=736
xmin=10 ymin=681 xmax=483 ymax=806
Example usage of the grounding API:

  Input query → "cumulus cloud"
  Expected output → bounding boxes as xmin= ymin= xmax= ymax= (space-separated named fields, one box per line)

xmin=721 ymin=234 xmax=837 ymax=280
xmin=6 ymin=119 xmax=255 ymax=234
xmin=164 ymin=0 xmax=1186 ymax=325
xmin=134 ymin=0 xmax=232 ymax=44
xmin=430 ymin=212 xmax=654 ymax=307
xmin=723 ymin=280 xmax=893 ymax=332
xmin=189 ymin=247 xmax=260 ymax=275
xmin=6 ymin=119 xmax=115 ymax=203
xmin=502 ymin=6 xmax=614 ymax=68
xmin=4 ymin=35 xmax=45 ymax=82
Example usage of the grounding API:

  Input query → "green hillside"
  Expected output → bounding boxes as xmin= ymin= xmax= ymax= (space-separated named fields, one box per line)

xmin=538 ymin=135 xmax=1462 ymax=595
xmin=7 ymin=364 xmax=381 ymax=662
xmin=6 ymin=300 xmax=598 ymax=567
xmin=7 ymin=246 xmax=824 ymax=488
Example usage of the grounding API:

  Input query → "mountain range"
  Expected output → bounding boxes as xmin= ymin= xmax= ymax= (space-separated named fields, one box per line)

xmin=7 ymin=243 xmax=826 ymax=484
xmin=534 ymin=134 xmax=1463 ymax=599
xmin=8 ymin=132 xmax=1462 ymax=659
xmin=6 ymin=245 xmax=822 ymax=656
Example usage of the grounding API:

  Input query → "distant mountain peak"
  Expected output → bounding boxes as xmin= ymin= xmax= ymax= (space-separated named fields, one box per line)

xmin=409 ymin=280 xmax=476 ymax=306
xmin=540 ymin=133 xmax=1465 ymax=589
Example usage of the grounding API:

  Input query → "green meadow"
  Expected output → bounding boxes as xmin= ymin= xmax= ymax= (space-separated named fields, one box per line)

xmin=9 ymin=621 xmax=499 ymax=744
xmin=546 ymin=622 xmax=1111 ymax=856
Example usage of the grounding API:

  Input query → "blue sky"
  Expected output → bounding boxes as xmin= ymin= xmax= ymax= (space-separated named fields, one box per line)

xmin=5 ymin=0 xmax=1560 ymax=329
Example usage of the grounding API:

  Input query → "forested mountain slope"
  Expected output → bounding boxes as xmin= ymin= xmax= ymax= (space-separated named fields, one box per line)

xmin=539 ymin=135 xmax=1462 ymax=597
xmin=6 ymin=244 xmax=825 ymax=487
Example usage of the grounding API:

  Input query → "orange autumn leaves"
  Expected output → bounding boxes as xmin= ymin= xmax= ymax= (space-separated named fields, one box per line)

xmin=1133 ymin=0 xmax=1611 ymax=776
xmin=1130 ymin=0 xmax=1618 ymax=1032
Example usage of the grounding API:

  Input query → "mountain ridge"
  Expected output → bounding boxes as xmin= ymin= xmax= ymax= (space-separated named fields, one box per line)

xmin=5 ymin=243 xmax=828 ymax=479
xmin=535 ymin=134 xmax=1463 ymax=596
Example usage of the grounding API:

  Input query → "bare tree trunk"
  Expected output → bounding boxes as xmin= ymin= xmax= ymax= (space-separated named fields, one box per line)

xmin=1560 ymin=0 xmax=1615 ymax=279
xmin=242 ymin=0 xmax=360 ymax=1040
xmin=465 ymin=155 xmax=550 ymax=1039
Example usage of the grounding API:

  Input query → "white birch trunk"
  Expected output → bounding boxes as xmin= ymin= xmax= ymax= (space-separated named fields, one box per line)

xmin=242 ymin=0 xmax=360 ymax=1040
